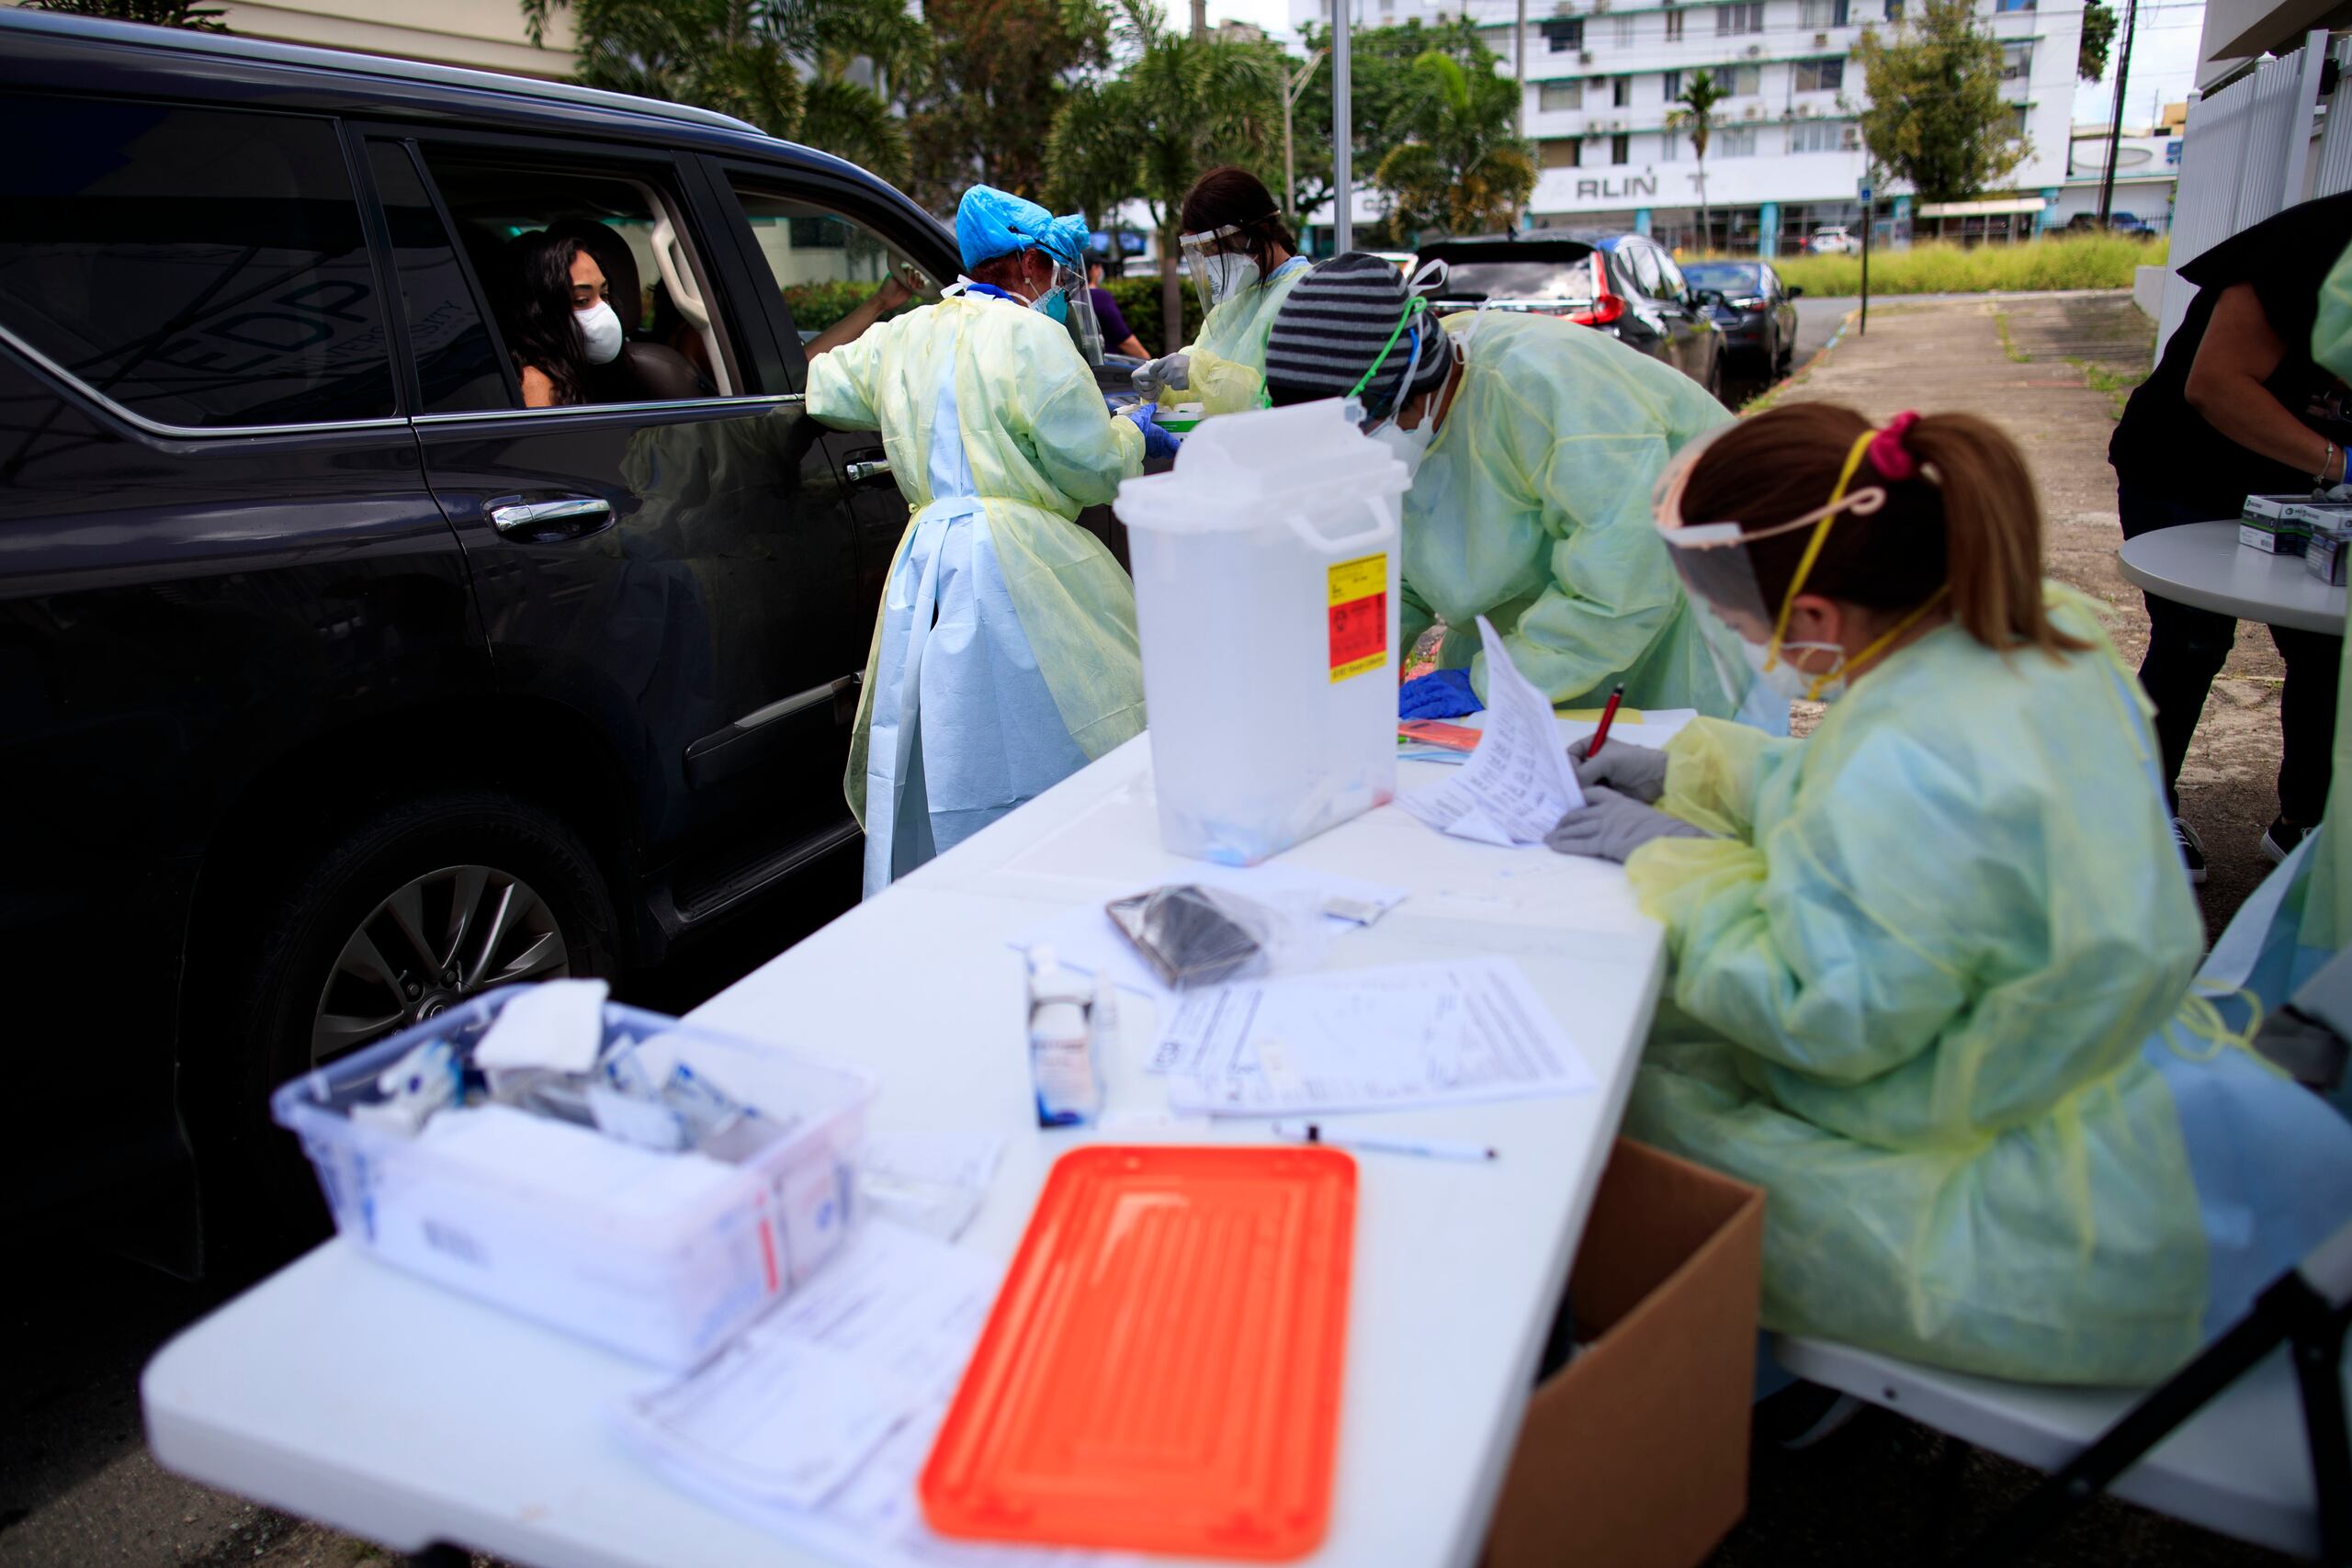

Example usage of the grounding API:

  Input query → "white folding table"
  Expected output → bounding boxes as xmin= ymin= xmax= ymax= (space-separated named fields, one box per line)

xmin=143 ymin=719 xmax=1683 ymax=1568
xmin=2117 ymin=520 xmax=2349 ymax=635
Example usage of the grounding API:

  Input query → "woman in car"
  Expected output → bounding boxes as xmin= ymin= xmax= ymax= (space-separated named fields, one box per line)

xmin=501 ymin=229 xmax=623 ymax=409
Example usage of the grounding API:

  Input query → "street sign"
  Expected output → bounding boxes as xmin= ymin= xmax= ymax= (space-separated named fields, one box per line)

xmin=1858 ymin=182 xmax=1873 ymax=202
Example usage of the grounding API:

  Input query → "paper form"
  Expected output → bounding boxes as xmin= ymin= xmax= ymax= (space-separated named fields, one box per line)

xmin=617 ymin=1223 xmax=1098 ymax=1566
xmin=1396 ymin=617 xmax=1583 ymax=845
xmin=1156 ymin=956 xmax=1598 ymax=1117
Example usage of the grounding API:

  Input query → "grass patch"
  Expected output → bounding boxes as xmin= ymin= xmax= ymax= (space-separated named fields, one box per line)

xmin=2069 ymin=355 xmax=2149 ymax=419
xmin=1995 ymin=310 xmax=2030 ymax=362
xmin=1773 ymin=234 xmax=2165 ymax=298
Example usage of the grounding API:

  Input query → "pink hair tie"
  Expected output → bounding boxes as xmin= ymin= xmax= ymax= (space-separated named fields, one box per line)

xmin=1867 ymin=411 xmax=1922 ymax=480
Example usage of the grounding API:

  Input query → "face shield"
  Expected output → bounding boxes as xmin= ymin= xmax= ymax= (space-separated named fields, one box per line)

xmin=1180 ymin=220 xmax=1269 ymax=314
xmin=1651 ymin=428 xmax=1893 ymax=707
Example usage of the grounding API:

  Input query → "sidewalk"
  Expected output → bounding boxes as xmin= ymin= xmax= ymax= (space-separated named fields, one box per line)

xmin=1765 ymin=290 xmax=2288 ymax=938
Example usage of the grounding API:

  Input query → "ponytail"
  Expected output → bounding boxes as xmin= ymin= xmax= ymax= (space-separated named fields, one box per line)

xmin=1677 ymin=402 xmax=2088 ymax=658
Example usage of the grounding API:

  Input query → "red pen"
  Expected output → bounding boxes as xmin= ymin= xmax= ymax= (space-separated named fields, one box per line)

xmin=1587 ymin=683 xmax=1627 ymax=756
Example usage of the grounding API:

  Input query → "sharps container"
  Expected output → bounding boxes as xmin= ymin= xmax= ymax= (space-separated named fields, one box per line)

xmin=1114 ymin=400 xmax=1413 ymax=863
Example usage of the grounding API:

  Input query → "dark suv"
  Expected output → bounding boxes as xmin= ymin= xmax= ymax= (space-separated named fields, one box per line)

xmin=0 ymin=10 xmax=965 ymax=1262
xmin=1420 ymin=233 xmax=1726 ymax=400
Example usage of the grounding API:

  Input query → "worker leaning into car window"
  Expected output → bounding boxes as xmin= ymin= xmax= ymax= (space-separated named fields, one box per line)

xmin=806 ymin=185 xmax=1178 ymax=897
xmin=1262 ymin=251 xmax=1766 ymax=727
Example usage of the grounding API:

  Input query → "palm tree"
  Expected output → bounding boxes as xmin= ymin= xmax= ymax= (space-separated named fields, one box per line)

xmin=22 ymin=0 xmax=224 ymax=26
xmin=1666 ymin=69 xmax=1727 ymax=253
xmin=1371 ymin=50 xmax=1536 ymax=243
xmin=520 ymin=0 xmax=929 ymax=183
xmin=1046 ymin=1 xmax=1280 ymax=352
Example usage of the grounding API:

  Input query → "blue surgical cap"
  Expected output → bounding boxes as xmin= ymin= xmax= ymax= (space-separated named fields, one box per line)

xmin=956 ymin=186 xmax=1089 ymax=272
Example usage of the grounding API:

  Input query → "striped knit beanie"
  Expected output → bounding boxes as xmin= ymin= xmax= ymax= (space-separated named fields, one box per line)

xmin=1263 ymin=252 xmax=1453 ymax=419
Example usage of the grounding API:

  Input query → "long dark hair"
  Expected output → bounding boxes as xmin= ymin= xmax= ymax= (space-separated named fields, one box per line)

xmin=500 ymin=231 xmax=590 ymax=407
xmin=1181 ymin=166 xmax=1296 ymax=276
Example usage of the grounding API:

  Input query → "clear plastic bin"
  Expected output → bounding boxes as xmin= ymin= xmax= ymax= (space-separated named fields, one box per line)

xmin=273 ymin=988 xmax=875 ymax=1370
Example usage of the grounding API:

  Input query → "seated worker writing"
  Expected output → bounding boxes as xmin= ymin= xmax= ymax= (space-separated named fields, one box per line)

xmin=1547 ymin=401 xmax=2352 ymax=1383
xmin=805 ymin=185 xmax=1177 ymax=897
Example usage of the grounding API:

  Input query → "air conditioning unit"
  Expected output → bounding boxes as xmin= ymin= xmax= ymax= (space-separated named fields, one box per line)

xmin=1579 ymin=51 xmax=1594 ymax=62
xmin=1746 ymin=43 xmax=1761 ymax=56
xmin=1840 ymin=125 xmax=1861 ymax=148
xmin=1552 ymin=2 xmax=1576 ymax=14
xmin=1593 ymin=0 xmax=1610 ymax=13
xmin=1814 ymin=30 xmax=1829 ymax=45
xmin=1801 ymin=103 xmax=1818 ymax=116
xmin=1744 ymin=103 xmax=1761 ymax=118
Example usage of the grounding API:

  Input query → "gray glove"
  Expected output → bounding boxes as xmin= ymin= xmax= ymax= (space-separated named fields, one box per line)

xmin=1545 ymin=786 xmax=1712 ymax=864
xmin=1566 ymin=737 xmax=1670 ymax=804
xmin=1132 ymin=353 xmax=1190 ymax=399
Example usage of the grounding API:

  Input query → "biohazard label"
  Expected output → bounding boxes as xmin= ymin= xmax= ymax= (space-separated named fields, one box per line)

xmin=1328 ymin=552 xmax=1388 ymax=682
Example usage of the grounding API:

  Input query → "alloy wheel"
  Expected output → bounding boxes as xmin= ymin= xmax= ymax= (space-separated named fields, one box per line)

xmin=311 ymin=863 xmax=569 ymax=1066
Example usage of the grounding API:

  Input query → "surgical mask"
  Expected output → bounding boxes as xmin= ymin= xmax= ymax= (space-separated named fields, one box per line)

xmin=573 ymin=299 xmax=624 ymax=365
xmin=1740 ymin=637 xmax=1849 ymax=703
xmin=1369 ymin=412 xmax=1434 ymax=476
xmin=1033 ymin=287 xmax=1069 ymax=324
xmin=1203 ymin=253 xmax=1261 ymax=306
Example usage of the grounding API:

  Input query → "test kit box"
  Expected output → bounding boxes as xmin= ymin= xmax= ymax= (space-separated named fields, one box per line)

xmin=1483 ymin=1140 xmax=1765 ymax=1568
xmin=273 ymin=989 xmax=875 ymax=1370
xmin=2288 ymin=502 xmax=2352 ymax=585
xmin=2241 ymin=494 xmax=2311 ymax=555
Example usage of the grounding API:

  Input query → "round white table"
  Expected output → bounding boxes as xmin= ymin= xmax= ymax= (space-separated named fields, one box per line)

xmin=2117 ymin=521 xmax=2348 ymax=635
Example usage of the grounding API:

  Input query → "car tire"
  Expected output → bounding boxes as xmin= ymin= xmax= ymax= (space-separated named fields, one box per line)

xmin=1704 ymin=352 xmax=1727 ymax=405
xmin=199 ymin=790 xmax=622 ymax=1251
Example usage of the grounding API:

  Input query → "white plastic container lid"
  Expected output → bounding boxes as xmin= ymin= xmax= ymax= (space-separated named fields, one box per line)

xmin=1117 ymin=398 xmax=1412 ymax=532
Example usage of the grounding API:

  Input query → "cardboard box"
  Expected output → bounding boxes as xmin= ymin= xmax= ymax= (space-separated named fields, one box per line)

xmin=1484 ymin=1141 xmax=1765 ymax=1568
xmin=2310 ymin=525 xmax=2350 ymax=586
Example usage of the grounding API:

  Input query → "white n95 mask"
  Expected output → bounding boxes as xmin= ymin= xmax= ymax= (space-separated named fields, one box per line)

xmin=1203 ymin=253 xmax=1261 ymax=306
xmin=1369 ymin=416 xmax=1434 ymax=476
xmin=1740 ymin=637 xmax=1848 ymax=703
xmin=574 ymin=299 xmax=625 ymax=365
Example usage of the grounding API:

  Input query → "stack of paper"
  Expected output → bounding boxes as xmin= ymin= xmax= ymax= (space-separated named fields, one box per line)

xmin=1398 ymin=617 xmax=1583 ymax=846
xmin=1151 ymin=956 xmax=1598 ymax=1117
xmin=616 ymin=1222 xmax=1091 ymax=1566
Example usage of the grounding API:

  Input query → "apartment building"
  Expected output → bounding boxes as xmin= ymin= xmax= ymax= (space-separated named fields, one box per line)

xmin=1291 ymin=0 xmax=2084 ymax=253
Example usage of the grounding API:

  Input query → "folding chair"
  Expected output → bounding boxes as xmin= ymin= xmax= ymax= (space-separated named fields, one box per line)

xmin=1771 ymin=1217 xmax=2352 ymax=1565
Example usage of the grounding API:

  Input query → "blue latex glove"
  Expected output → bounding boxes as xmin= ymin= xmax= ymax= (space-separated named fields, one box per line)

xmin=1544 ymin=786 xmax=1711 ymax=863
xmin=1125 ymin=402 xmax=1181 ymax=460
xmin=1398 ymin=668 xmax=1483 ymax=719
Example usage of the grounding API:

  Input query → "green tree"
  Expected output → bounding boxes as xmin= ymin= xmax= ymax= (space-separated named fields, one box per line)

xmin=2077 ymin=0 xmax=2118 ymax=83
xmin=520 ymin=0 xmax=928 ymax=183
xmin=902 ymin=0 xmax=1114 ymax=214
xmin=1852 ymin=0 xmax=2029 ymax=204
xmin=1286 ymin=19 xmax=1487 ymax=222
xmin=1046 ymin=0 xmax=1281 ymax=351
xmin=1372 ymin=50 xmax=1535 ymax=243
xmin=1665 ymin=69 xmax=1728 ymax=252
xmin=20 ymin=0 xmax=223 ymax=26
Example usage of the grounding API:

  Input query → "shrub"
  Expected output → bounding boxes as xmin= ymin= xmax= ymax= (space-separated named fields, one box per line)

xmin=1770 ymin=233 xmax=2165 ymax=297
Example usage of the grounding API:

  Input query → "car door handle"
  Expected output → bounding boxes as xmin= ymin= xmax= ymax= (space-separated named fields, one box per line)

xmin=847 ymin=458 xmax=894 ymax=484
xmin=490 ymin=496 xmax=612 ymax=538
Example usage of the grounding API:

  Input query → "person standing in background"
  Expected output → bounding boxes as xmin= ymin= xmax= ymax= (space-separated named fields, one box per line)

xmin=1088 ymin=256 xmax=1148 ymax=361
xmin=2110 ymin=192 xmax=2352 ymax=880
xmin=1131 ymin=167 xmax=1312 ymax=415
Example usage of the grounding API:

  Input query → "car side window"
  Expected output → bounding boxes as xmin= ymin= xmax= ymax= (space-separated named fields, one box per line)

xmin=1625 ymin=242 xmax=1665 ymax=300
xmin=1655 ymin=249 xmax=1691 ymax=301
xmin=0 ymin=93 xmax=391 ymax=429
xmin=366 ymin=141 xmax=509 ymax=414
xmin=726 ymin=183 xmax=931 ymax=353
xmin=412 ymin=146 xmax=739 ymax=408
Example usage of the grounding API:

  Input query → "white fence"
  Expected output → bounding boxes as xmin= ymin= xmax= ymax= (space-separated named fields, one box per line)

xmin=2158 ymin=28 xmax=2342 ymax=353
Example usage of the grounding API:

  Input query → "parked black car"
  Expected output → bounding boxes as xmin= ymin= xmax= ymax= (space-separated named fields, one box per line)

xmin=1683 ymin=260 xmax=1803 ymax=378
xmin=2065 ymin=211 xmax=2160 ymax=238
xmin=0 ymin=9 xmax=974 ymax=1263
xmin=1420 ymin=234 xmax=1727 ymax=400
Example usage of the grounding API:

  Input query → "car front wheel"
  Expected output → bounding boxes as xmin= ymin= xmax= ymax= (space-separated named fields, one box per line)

xmin=204 ymin=790 xmax=622 ymax=1246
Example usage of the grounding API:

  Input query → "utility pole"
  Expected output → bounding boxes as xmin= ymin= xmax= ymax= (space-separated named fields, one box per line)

xmin=1191 ymin=0 xmax=1206 ymax=40
xmin=1335 ymin=0 xmax=1354 ymax=254
xmin=1283 ymin=51 xmax=1328 ymax=224
xmin=1516 ymin=0 xmax=1528 ymax=141
xmin=2098 ymin=0 xmax=2140 ymax=223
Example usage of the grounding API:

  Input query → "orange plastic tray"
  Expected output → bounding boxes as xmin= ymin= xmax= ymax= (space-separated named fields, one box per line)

xmin=921 ymin=1145 xmax=1357 ymax=1560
